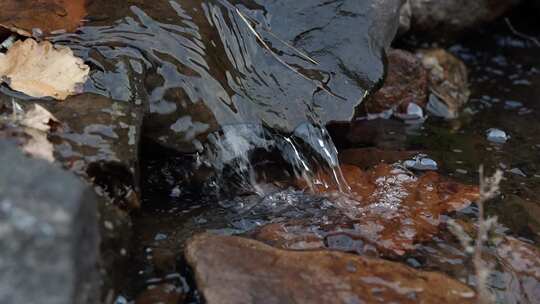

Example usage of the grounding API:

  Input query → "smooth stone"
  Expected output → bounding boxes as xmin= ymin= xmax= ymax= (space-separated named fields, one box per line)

xmin=0 ymin=141 xmax=99 ymax=304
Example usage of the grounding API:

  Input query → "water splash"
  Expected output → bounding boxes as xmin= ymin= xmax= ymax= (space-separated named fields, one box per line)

xmin=200 ymin=122 xmax=350 ymax=197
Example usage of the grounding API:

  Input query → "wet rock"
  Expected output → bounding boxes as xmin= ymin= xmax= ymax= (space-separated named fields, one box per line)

xmin=296 ymin=164 xmax=479 ymax=256
xmin=0 ymin=141 xmax=99 ymax=304
xmin=0 ymin=0 xmax=87 ymax=36
xmin=403 ymin=0 xmax=520 ymax=36
xmin=56 ymin=0 xmax=403 ymax=153
xmin=185 ymin=233 xmax=476 ymax=304
xmin=360 ymin=49 xmax=428 ymax=116
xmin=418 ymin=49 xmax=470 ymax=119
xmin=0 ymin=93 xmax=141 ymax=298
xmin=486 ymin=128 xmax=509 ymax=143
xmin=0 ymin=93 xmax=143 ymax=209
xmin=403 ymin=154 xmax=439 ymax=171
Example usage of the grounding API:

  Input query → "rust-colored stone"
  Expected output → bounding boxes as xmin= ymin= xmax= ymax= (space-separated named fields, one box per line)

xmin=186 ymin=233 xmax=476 ymax=304
xmin=295 ymin=164 xmax=479 ymax=256
xmin=0 ymin=0 xmax=87 ymax=36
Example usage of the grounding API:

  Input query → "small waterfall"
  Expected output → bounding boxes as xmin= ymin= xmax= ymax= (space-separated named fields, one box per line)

xmin=199 ymin=122 xmax=350 ymax=197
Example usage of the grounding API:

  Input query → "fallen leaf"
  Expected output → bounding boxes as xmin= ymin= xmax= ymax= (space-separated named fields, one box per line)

xmin=294 ymin=164 xmax=479 ymax=256
xmin=0 ymin=39 xmax=89 ymax=100
xmin=0 ymin=0 xmax=87 ymax=37
xmin=186 ymin=233 xmax=477 ymax=304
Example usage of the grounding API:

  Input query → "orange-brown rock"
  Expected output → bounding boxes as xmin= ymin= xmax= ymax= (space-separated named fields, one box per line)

xmin=296 ymin=164 xmax=479 ymax=255
xmin=0 ymin=0 xmax=87 ymax=36
xmin=185 ymin=233 xmax=476 ymax=304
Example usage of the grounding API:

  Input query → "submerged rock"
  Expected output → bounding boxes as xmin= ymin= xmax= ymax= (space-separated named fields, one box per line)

xmin=0 ymin=141 xmax=99 ymax=304
xmin=56 ymin=0 xmax=403 ymax=153
xmin=294 ymin=164 xmax=479 ymax=256
xmin=402 ymin=0 xmax=520 ymax=36
xmin=185 ymin=233 xmax=476 ymax=304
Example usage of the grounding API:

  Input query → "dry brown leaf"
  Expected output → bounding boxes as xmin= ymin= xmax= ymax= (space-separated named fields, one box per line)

xmin=293 ymin=164 xmax=480 ymax=256
xmin=0 ymin=0 xmax=87 ymax=37
xmin=0 ymin=39 xmax=89 ymax=100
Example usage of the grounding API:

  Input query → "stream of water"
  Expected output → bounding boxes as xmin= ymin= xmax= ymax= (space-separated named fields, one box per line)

xmin=40 ymin=1 xmax=540 ymax=302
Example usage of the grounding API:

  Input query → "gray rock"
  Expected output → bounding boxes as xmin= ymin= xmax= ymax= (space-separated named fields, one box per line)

xmin=404 ymin=0 xmax=520 ymax=36
xmin=0 ymin=141 xmax=99 ymax=304
xmin=404 ymin=155 xmax=438 ymax=170
xmin=0 ymin=94 xmax=138 ymax=299
xmin=487 ymin=128 xmax=509 ymax=144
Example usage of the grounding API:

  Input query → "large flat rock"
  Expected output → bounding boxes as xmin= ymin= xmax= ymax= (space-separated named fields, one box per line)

xmin=0 ymin=141 xmax=99 ymax=304
xmin=185 ymin=233 xmax=476 ymax=304
xmin=54 ymin=0 xmax=403 ymax=153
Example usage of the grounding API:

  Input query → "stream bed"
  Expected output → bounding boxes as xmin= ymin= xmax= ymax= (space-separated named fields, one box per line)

xmin=119 ymin=8 xmax=540 ymax=304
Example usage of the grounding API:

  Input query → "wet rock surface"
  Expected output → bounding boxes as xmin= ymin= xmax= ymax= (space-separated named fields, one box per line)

xmin=293 ymin=163 xmax=480 ymax=256
xmin=185 ymin=233 xmax=476 ymax=304
xmin=418 ymin=49 xmax=470 ymax=119
xmin=0 ymin=93 xmax=143 ymax=209
xmin=0 ymin=94 xmax=141 ymax=298
xmin=55 ymin=0 xmax=403 ymax=153
xmin=0 ymin=0 xmax=87 ymax=36
xmin=0 ymin=141 xmax=99 ymax=304
xmin=402 ymin=0 xmax=520 ymax=36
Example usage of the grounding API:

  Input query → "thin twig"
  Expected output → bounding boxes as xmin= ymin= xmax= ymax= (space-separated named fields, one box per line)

xmin=505 ymin=18 xmax=540 ymax=47
xmin=233 ymin=7 xmax=343 ymax=99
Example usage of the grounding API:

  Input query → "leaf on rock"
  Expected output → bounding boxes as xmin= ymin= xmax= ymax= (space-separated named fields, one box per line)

xmin=0 ymin=39 xmax=89 ymax=100
xmin=186 ymin=233 xmax=476 ymax=304
xmin=0 ymin=0 xmax=87 ymax=37
xmin=293 ymin=164 xmax=479 ymax=256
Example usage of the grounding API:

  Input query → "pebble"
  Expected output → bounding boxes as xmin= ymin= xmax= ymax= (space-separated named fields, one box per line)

xmin=508 ymin=168 xmax=526 ymax=177
xmin=403 ymin=155 xmax=438 ymax=171
xmin=154 ymin=233 xmax=168 ymax=241
xmin=486 ymin=128 xmax=509 ymax=144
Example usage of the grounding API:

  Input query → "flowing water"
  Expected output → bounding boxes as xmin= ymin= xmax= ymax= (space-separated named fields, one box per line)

xmin=24 ymin=1 xmax=540 ymax=303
